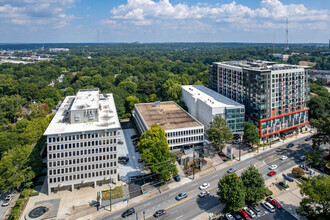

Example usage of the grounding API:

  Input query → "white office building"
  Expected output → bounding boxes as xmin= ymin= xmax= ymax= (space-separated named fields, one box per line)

xmin=133 ymin=101 xmax=204 ymax=152
xmin=181 ymin=85 xmax=245 ymax=136
xmin=44 ymin=88 xmax=121 ymax=194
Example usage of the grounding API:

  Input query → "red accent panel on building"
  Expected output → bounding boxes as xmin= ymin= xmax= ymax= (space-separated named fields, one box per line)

xmin=246 ymin=108 xmax=310 ymax=122
xmin=261 ymin=121 xmax=310 ymax=138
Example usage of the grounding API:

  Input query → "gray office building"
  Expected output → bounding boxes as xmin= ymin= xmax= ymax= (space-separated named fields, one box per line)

xmin=44 ymin=89 xmax=121 ymax=194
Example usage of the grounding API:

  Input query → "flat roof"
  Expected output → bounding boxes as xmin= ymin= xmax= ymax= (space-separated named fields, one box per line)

xmin=213 ymin=60 xmax=307 ymax=72
xmin=44 ymin=92 xmax=120 ymax=136
xmin=182 ymin=85 xmax=244 ymax=108
xmin=71 ymin=89 xmax=99 ymax=110
xmin=134 ymin=101 xmax=203 ymax=131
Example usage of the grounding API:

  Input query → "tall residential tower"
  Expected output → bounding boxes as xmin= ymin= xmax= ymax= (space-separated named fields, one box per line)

xmin=209 ymin=60 xmax=310 ymax=139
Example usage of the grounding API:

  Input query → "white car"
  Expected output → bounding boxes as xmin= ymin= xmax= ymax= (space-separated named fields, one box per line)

xmin=243 ymin=207 xmax=256 ymax=218
xmin=198 ymin=191 xmax=210 ymax=198
xmin=280 ymin=155 xmax=288 ymax=160
xmin=199 ymin=183 xmax=210 ymax=190
xmin=269 ymin=164 xmax=278 ymax=170
xmin=2 ymin=195 xmax=13 ymax=207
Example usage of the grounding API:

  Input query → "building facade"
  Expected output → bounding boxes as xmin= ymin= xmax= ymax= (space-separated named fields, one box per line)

xmin=44 ymin=89 xmax=121 ymax=194
xmin=133 ymin=101 xmax=204 ymax=152
xmin=209 ymin=60 xmax=310 ymax=139
xmin=181 ymin=85 xmax=245 ymax=137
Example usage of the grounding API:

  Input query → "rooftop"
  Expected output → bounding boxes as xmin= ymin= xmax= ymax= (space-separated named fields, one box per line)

xmin=182 ymin=85 xmax=244 ymax=108
xmin=213 ymin=60 xmax=307 ymax=72
xmin=44 ymin=90 xmax=120 ymax=135
xmin=134 ymin=101 xmax=203 ymax=131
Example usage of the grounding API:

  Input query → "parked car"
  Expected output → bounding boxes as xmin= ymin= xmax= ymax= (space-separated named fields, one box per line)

xmin=287 ymin=143 xmax=294 ymax=148
xmin=280 ymin=155 xmax=288 ymax=160
xmin=118 ymin=156 xmax=129 ymax=164
xmin=243 ymin=207 xmax=256 ymax=218
xmin=266 ymin=197 xmax=282 ymax=209
xmin=239 ymin=210 xmax=250 ymax=220
xmin=305 ymin=137 xmax=311 ymax=141
xmin=268 ymin=171 xmax=277 ymax=176
xmin=131 ymin=135 xmax=138 ymax=139
xmin=198 ymin=191 xmax=210 ymax=198
xmin=248 ymin=204 xmax=261 ymax=216
xmin=268 ymin=165 xmax=278 ymax=170
xmin=233 ymin=212 xmax=242 ymax=219
xmin=227 ymin=168 xmax=237 ymax=173
xmin=199 ymin=183 xmax=210 ymax=190
xmin=118 ymin=140 xmax=124 ymax=145
xmin=2 ymin=195 xmax=13 ymax=207
xmin=219 ymin=216 xmax=226 ymax=220
xmin=175 ymin=192 xmax=188 ymax=201
xmin=261 ymin=201 xmax=275 ymax=213
xmin=225 ymin=213 xmax=235 ymax=220
xmin=153 ymin=209 xmax=166 ymax=218
xmin=173 ymin=174 xmax=180 ymax=182
xmin=121 ymin=208 xmax=135 ymax=218
xmin=233 ymin=140 xmax=240 ymax=144
xmin=300 ymin=155 xmax=306 ymax=161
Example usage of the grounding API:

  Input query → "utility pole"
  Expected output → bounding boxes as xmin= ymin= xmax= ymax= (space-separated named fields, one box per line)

xmin=143 ymin=211 xmax=145 ymax=220
xmin=239 ymin=143 xmax=241 ymax=161
xmin=109 ymin=178 xmax=112 ymax=212
xmin=136 ymin=212 xmax=138 ymax=220
xmin=192 ymin=146 xmax=195 ymax=179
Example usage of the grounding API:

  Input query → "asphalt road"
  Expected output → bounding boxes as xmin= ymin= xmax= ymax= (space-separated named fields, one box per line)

xmin=99 ymin=137 xmax=312 ymax=220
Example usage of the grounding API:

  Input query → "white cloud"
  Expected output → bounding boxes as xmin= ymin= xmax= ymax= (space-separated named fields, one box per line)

xmin=108 ymin=0 xmax=329 ymax=31
xmin=0 ymin=0 xmax=76 ymax=29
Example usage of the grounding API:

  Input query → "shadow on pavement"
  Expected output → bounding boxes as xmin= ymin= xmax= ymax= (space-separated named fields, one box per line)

xmin=195 ymin=194 xmax=220 ymax=212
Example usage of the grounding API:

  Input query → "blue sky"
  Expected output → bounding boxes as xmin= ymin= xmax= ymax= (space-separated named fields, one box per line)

xmin=0 ymin=0 xmax=329 ymax=43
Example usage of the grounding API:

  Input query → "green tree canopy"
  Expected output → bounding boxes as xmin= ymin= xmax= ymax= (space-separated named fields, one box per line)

xmin=243 ymin=122 xmax=260 ymax=146
xmin=297 ymin=175 xmax=330 ymax=219
xmin=207 ymin=115 xmax=233 ymax=151
xmin=138 ymin=124 xmax=177 ymax=181
xmin=125 ymin=96 xmax=140 ymax=113
xmin=241 ymin=165 xmax=267 ymax=204
xmin=217 ymin=172 xmax=246 ymax=212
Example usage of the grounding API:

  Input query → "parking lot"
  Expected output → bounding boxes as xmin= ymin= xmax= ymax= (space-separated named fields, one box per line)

xmin=117 ymin=122 xmax=144 ymax=183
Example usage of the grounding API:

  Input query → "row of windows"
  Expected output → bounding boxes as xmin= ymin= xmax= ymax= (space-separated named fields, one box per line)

xmin=48 ymin=156 xmax=118 ymax=167
xmin=49 ymin=151 xmax=116 ymax=160
xmin=168 ymin=135 xmax=203 ymax=144
xmin=165 ymin=129 xmax=203 ymax=138
xmin=49 ymin=169 xmax=117 ymax=184
xmin=49 ymin=162 xmax=116 ymax=175
xmin=48 ymin=131 xmax=117 ymax=143
xmin=48 ymin=140 xmax=116 ymax=151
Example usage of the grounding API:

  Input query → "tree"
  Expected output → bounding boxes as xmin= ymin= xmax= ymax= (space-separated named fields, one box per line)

xmin=241 ymin=165 xmax=267 ymax=204
xmin=292 ymin=167 xmax=305 ymax=177
xmin=297 ymin=175 xmax=330 ymax=219
xmin=162 ymin=79 xmax=182 ymax=102
xmin=0 ymin=95 xmax=26 ymax=123
xmin=125 ymin=96 xmax=140 ymax=114
xmin=0 ymin=132 xmax=20 ymax=158
xmin=138 ymin=124 xmax=177 ymax=181
xmin=310 ymin=117 xmax=330 ymax=146
xmin=0 ymin=145 xmax=36 ymax=192
xmin=118 ymin=81 xmax=137 ymax=94
xmin=217 ymin=172 xmax=246 ymax=211
xmin=27 ymin=103 xmax=47 ymax=120
xmin=243 ymin=122 xmax=260 ymax=146
xmin=207 ymin=115 xmax=233 ymax=151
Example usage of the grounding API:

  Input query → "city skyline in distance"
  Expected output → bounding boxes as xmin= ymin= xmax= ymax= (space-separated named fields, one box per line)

xmin=0 ymin=0 xmax=329 ymax=43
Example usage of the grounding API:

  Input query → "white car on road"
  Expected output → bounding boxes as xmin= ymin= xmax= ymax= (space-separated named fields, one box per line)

xmin=2 ymin=195 xmax=13 ymax=207
xmin=199 ymin=183 xmax=210 ymax=190
xmin=280 ymin=155 xmax=288 ymax=160
xmin=269 ymin=165 xmax=278 ymax=170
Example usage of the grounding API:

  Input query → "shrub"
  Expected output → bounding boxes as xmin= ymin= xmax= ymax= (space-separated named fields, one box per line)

xmin=30 ymin=191 xmax=40 ymax=197
xmin=301 ymin=176 xmax=309 ymax=181
xmin=99 ymin=186 xmax=124 ymax=200
xmin=279 ymin=181 xmax=289 ymax=189
xmin=265 ymin=188 xmax=273 ymax=196
xmin=292 ymin=167 xmax=305 ymax=177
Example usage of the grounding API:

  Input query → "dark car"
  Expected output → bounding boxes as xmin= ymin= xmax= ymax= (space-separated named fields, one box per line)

xmin=175 ymin=192 xmax=188 ymax=200
xmin=233 ymin=212 xmax=242 ymax=220
xmin=173 ymin=174 xmax=180 ymax=182
xmin=122 ymin=208 xmax=135 ymax=218
xmin=248 ymin=204 xmax=261 ymax=216
xmin=118 ymin=156 xmax=129 ymax=164
xmin=287 ymin=143 xmax=294 ymax=148
xmin=305 ymin=137 xmax=311 ymax=141
xmin=131 ymin=135 xmax=138 ymax=139
xmin=154 ymin=209 xmax=166 ymax=217
xmin=227 ymin=168 xmax=236 ymax=173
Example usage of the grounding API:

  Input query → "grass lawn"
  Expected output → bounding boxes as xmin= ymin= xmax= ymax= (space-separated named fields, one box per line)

xmin=99 ymin=186 xmax=124 ymax=200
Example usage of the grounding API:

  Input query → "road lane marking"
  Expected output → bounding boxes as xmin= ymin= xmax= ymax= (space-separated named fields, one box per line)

xmin=176 ymin=215 xmax=183 ymax=219
xmin=201 ymin=203 xmax=208 ymax=207
xmin=170 ymin=193 xmax=176 ymax=196
xmin=143 ymin=203 xmax=151 ymax=207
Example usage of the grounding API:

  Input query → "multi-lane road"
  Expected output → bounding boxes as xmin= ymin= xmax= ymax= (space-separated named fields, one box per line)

xmin=100 ymin=137 xmax=312 ymax=220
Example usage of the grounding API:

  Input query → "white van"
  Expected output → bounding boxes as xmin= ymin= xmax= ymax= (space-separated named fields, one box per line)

xmin=261 ymin=201 xmax=275 ymax=213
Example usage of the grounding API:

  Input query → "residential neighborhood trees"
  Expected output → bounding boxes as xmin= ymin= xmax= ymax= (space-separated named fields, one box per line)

xmin=207 ymin=115 xmax=233 ymax=151
xmin=137 ymin=124 xmax=178 ymax=181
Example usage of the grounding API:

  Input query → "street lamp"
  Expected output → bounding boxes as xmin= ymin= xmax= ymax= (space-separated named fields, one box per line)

xmin=109 ymin=178 xmax=112 ymax=212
